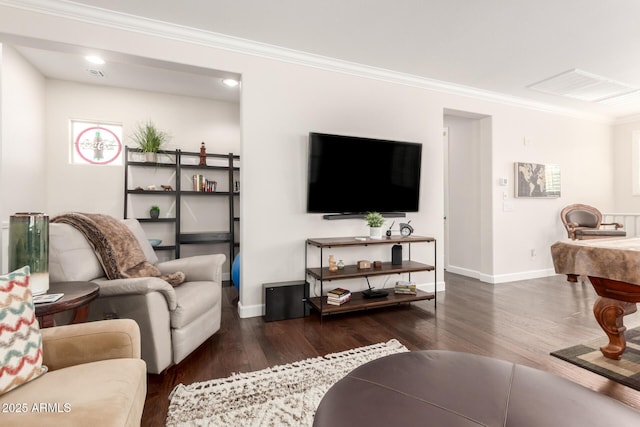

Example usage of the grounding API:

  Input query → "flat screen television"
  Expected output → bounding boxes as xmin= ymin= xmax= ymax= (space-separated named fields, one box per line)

xmin=307 ymin=132 xmax=422 ymax=215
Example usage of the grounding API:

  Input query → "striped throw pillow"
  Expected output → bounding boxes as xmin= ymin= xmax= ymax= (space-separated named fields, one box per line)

xmin=0 ymin=266 xmax=47 ymax=395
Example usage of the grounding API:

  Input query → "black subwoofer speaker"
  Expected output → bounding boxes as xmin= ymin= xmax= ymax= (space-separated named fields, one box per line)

xmin=263 ymin=280 xmax=310 ymax=322
xmin=391 ymin=244 xmax=403 ymax=265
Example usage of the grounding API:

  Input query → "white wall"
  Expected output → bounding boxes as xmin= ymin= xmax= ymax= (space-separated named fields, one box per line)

xmin=490 ymin=109 xmax=613 ymax=281
xmin=0 ymin=5 xmax=617 ymax=317
xmin=0 ymin=44 xmax=47 ymax=216
xmin=613 ymin=118 xmax=640 ymax=212
xmin=0 ymin=44 xmax=46 ymax=272
xmin=44 ymin=80 xmax=240 ymax=216
xmin=444 ymin=106 xmax=613 ymax=283
xmin=241 ymin=61 xmax=444 ymax=313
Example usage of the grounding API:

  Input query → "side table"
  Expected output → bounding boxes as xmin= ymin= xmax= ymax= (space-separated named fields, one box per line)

xmin=35 ymin=281 xmax=100 ymax=328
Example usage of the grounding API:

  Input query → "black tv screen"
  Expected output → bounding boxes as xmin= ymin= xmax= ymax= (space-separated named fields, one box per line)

xmin=307 ymin=132 xmax=422 ymax=214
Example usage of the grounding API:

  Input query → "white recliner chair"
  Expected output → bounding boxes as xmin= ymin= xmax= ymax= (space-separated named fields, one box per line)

xmin=48 ymin=218 xmax=225 ymax=374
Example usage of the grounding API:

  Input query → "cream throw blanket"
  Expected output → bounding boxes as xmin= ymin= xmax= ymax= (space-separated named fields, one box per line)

xmin=52 ymin=213 xmax=185 ymax=286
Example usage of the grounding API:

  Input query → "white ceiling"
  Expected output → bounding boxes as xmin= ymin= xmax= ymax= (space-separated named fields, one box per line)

xmin=11 ymin=41 xmax=241 ymax=104
xmin=7 ymin=0 xmax=640 ymax=120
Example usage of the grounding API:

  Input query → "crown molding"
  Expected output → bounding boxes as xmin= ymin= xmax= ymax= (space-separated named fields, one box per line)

xmin=613 ymin=112 xmax=640 ymax=126
xmin=0 ymin=0 xmax=614 ymax=123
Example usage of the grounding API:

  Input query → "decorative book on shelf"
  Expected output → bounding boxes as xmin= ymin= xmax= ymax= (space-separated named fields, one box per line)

xmin=327 ymin=287 xmax=352 ymax=306
xmin=327 ymin=294 xmax=351 ymax=306
xmin=394 ymin=281 xmax=417 ymax=295
xmin=327 ymin=287 xmax=350 ymax=297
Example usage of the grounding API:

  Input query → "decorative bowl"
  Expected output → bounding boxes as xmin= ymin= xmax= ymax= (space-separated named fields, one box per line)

xmin=148 ymin=239 xmax=162 ymax=247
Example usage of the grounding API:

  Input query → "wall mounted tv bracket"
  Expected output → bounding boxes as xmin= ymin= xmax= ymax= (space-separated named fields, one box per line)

xmin=323 ymin=212 xmax=406 ymax=220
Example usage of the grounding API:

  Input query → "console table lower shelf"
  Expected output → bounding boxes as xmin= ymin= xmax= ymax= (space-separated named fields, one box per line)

xmin=308 ymin=289 xmax=434 ymax=317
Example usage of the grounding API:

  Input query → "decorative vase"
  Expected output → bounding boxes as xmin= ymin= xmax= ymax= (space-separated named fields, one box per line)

xmin=369 ymin=227 xmax=383 ymax=240
xmin=150 ymin=208 xmax=160 ymax=219
xmin=193 ymin=174 xmax=205 ymax=192
xmin=144 ymin=151 xmax=157 ymax=163
xmin=8 ymin=212 xmax=49 ymax=295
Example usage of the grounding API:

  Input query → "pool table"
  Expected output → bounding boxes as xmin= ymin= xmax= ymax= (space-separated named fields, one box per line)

xmin=551 ymin=238 xmax=640 ymax=360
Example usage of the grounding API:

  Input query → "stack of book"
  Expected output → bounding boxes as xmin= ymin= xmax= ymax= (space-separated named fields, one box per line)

xmin=394 ymin=281 xmax=417 ymax=295
xmin=327 ymin=287 xmax=352 ymax=306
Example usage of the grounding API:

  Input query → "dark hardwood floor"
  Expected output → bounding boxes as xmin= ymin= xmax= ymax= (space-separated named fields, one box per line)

xmin=143 ymin=273 xmax=640 ymax=426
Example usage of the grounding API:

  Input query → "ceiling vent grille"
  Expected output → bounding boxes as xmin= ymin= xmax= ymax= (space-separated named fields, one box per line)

xmin=86 ymin=69 xmax=105 ymax=78
xmin=598 ymin=89 xmax=640 ymax=106
xmin=528 ymin=69 xmax=637 ymax=102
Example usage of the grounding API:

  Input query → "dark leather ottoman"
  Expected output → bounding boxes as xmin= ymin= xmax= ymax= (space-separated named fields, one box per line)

xmin=313 ymin=350 xmax=640 ymax=427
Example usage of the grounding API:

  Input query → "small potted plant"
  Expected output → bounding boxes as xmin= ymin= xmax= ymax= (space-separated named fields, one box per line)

xmin=365 ymin=212 xmax=385 ymax=240
xmin=149 ymin=205 xmax=160 ymax=219
xmin=131 ymin=120 xmax=168 ymax=162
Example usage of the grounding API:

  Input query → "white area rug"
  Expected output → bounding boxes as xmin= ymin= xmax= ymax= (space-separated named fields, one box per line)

xmin=166 ymin=339 xmax=409 ymax=426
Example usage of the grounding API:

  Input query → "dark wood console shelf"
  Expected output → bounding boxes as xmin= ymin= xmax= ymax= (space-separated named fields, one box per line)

xmin=307 ymin=260 xmax=433 ymax=281
xmin=307 ymin=235 xmax=435 ymax=248
xmin=305 ymin=235 xmax=437 ymax=318
xmin=307 ymin=289 xmax=434 ymax=316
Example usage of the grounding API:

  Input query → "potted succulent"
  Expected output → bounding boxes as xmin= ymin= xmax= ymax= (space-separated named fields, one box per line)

xmin=365 ymin=212 xmax=385 ymax=240
xmin=149 ymin=205 xmax=160 ymax=219
xmin=131 ymin=120 xmax=168 ymax=162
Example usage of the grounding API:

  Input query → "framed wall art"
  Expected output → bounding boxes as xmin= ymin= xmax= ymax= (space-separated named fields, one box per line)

xmin=71 ymin=120 xmax=123 ymax=165
xmin=515 ymin=162 xmax=561 ymax=198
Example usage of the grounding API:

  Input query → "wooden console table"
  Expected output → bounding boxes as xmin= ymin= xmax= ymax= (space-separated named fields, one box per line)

xmin=551 ymin=238 xmax=640 ymax=359
xmin=35 ymin=281 xmax=99 ymax=328
xmin=305 ymin=235 xmax=436 ymax=318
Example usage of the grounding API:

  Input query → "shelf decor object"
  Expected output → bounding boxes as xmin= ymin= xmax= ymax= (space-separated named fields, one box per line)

xmin=148 ymin=239 xmax=162 ymax=247
xmin=365 ymin=212 xmax=385 ymax=240
xmin=199 ymin=142 xmax=207 ymax=166
xmin=131 ymin=120 xmax=168 ymax=163
xmin=8 ymin=212 xmax=49 ymax=295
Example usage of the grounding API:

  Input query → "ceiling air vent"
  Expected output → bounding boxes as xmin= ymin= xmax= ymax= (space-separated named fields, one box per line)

xmin=86 ymin=69 xmax=105 ymax=78
xmin=598 ymin=89 xmax=640 ymax=106
xmin=528 ymin=69 xmax=637 ymax=102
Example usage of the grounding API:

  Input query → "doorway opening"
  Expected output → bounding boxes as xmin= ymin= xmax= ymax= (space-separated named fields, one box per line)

xmin=443 ymin=109 xmax=492 ymax=281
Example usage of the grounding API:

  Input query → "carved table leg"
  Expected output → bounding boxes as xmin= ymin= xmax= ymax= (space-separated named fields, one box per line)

xmin=69 ymin=305 xmax=90 ymax=324
xmin=592 ymin=297 xmax=637 ymax=360
xmin=37 ymin=315 xmax=56 ymax=328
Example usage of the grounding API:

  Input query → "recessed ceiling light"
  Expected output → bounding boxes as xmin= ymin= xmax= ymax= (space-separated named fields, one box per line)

xmin=85 ymin=55 xmax=105 ymax=65
xmin=221 ymin=78 xmax=239 ymax=88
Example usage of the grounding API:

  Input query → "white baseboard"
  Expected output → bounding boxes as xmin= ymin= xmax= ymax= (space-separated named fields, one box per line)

xmin=446 ymin=265 xmax=481 ymax=280
xmin=446 ymin=265 xmax=557 ymax=284
xmin=488 ymin=268 xmax=557 ymax=284
xmin=238 ymin=301 xmax=264 ymax=319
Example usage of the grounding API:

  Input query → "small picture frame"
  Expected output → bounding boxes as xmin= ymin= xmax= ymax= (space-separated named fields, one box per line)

xmin=515 ymin=162 xmax=561 ymax=198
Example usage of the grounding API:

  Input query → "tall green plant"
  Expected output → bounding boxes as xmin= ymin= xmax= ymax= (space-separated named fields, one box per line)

xmin=132 ymin=120 xmax=168 ymax=153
